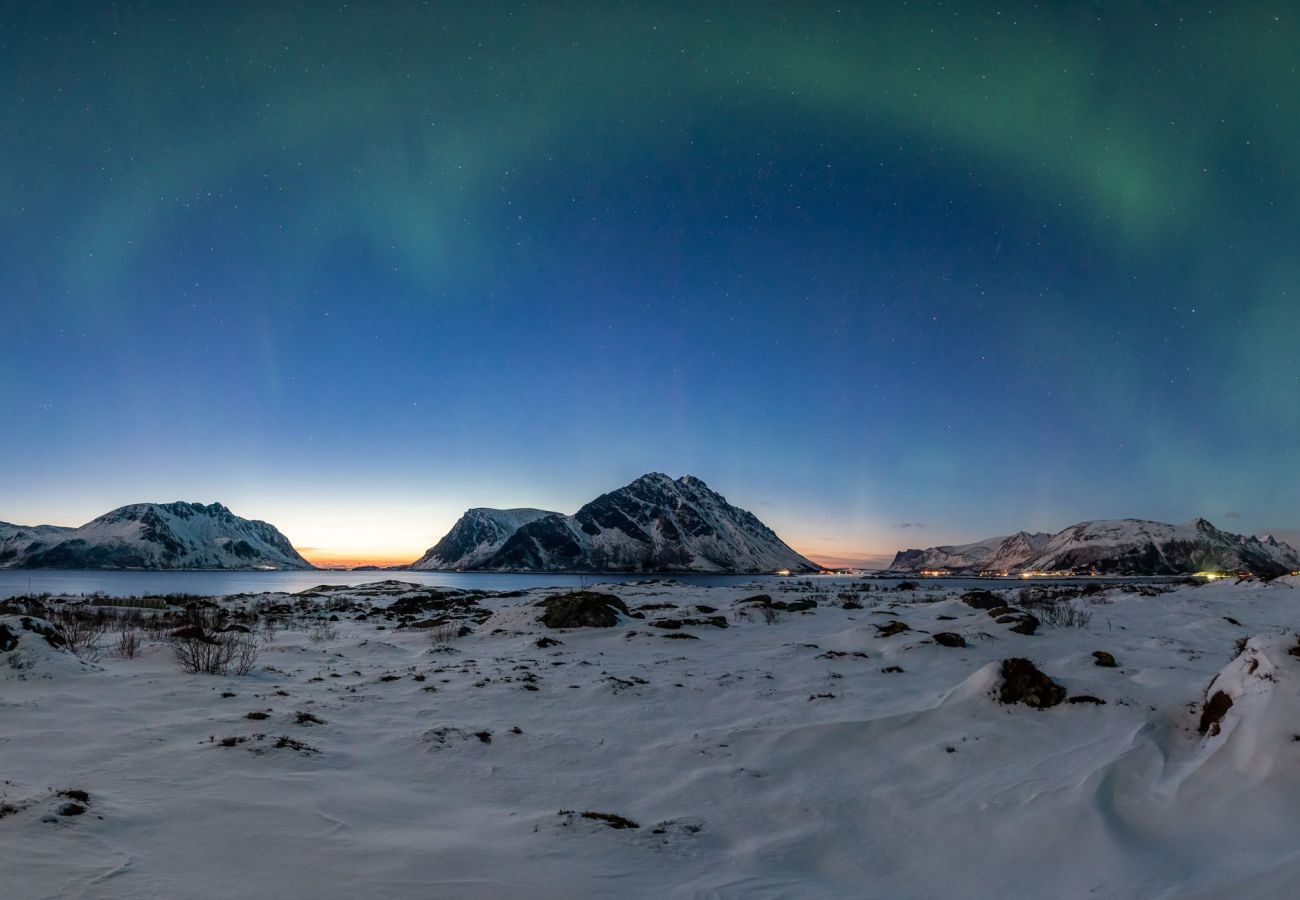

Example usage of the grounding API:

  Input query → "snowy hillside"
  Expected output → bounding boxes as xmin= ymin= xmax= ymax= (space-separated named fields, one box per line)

xmin=414 ymin=474 xmax=819 ymax=573
xmin=0 ymin=502 xmax=313 ymax=570
xmin=410 ymin=508 xmax=559 ymax=570
xmin=892 ymin=517 xmax=1300 ymax=576
xmin=0 ymin=522 xmax=76 ymax=566
xmin=9 ymin=576 xmax=1300 ymax=896
xmin=890 ymin=531 xmax=1051 ymax=573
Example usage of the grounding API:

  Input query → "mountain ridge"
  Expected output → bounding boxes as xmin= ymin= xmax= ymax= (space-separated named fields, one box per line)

xmin=412 ymin=473 xmax=819 ymax=573
xmin=0 ymin=501 xmax=313 ymax=570
xmin=891 ymin=517 xmax=1300 ymax=576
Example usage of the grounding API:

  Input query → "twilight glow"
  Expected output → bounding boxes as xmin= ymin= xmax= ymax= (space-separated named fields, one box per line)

xmin=3 ymin=2 xmax=1298 ymax=564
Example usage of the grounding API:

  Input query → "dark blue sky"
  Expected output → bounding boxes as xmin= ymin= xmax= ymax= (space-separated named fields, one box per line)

xmin=2 ymin=2 xmax=1297 ymax=565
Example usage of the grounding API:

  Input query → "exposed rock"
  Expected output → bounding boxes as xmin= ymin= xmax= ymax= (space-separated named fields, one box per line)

xmin=997 ymin=658 xmax=1065 ymax=708
xmin=1092 ymin=650 xmax=1118 ymax=668
xmin=652 ymin=616 xmax=727 ymax=630
xmin=932 ymin=632 xmax=966 ymax=648
xmin=961 ymin=590 xmax=1002 ymax=610
xmin=994 ymin=612 xmax=1040 ymax=636
xmin=875 ymin=620 xmax=910 ymax=638
xmin=1199 ymin=690 xmax=1234 ymax=736
xmin=539 ymin=592 xmax=628 ymax=628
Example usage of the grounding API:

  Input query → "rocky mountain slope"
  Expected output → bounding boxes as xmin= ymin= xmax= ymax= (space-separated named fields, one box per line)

xmin=410 ymin=508 xmax=559 ymax=570
xmin=413 ymin=474 xmax=819 ymax=573
xmin=891 ymin=517 xmax=1300 ymax=576
xmin=890 ymin=531 xmax=1052 ymax=574
xmin=0 ymin=502 xmax=312 ymax=570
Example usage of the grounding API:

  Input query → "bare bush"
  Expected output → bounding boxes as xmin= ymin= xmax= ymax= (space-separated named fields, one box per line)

xmin=308 ymin=620 xmax=339 ymax=643
xmin=114 ymin=627 xmax=142 ymax=659
xmin=171 ymin=632 xmax=259 ymax=675
xmin=1040 ymin=602 xmax=1093 ymax=629
xmin=48 ymin=606 xmax=111 ymax=659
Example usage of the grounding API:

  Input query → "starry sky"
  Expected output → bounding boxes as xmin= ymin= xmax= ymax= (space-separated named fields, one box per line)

xmin=2 ymin=1 xmax=1298 ymax=567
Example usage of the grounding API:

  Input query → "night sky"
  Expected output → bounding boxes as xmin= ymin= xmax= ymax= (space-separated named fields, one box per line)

xmin=3 ymin=2 xmax=1298 ymax=566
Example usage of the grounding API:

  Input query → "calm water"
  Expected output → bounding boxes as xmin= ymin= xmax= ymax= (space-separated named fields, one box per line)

xmin=0 ymin=569 xmax=777 ymax=599
xmin=0 ymin=569 xmax=1172 ymax=600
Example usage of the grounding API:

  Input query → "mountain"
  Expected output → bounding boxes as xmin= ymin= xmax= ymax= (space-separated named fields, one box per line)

xmin=412 ymin=474 xmax=820 ymax=573
xmin=410 ymin=508 xmax=560 ymax=570
xmin=0 ymin=502 xmax=313 ymax=570
xmin=890 ymin=518 xmax=1300 ymax=577
xmin=890 ymin=531 xmax=1052 ymax=574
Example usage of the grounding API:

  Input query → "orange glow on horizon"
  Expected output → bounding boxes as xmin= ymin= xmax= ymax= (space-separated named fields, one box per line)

xmin=297 ymin=548 xmax=419 ymax=569
xmin=296 ymin=542 xmax=886 ymax=572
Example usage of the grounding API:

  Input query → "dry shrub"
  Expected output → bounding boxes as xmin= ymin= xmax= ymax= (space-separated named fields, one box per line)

xmin=47 ymin=606 xmax=111 ymax=659
xmin=114 ymin=627 xmax=142 ymax=659
xmin=308 ymin=620 xmax=339 ymax=643
xmin=171 ymin=632 xmax=259 ymax=675
xmin=1040 ymin=602 xmax=1093 ymax=629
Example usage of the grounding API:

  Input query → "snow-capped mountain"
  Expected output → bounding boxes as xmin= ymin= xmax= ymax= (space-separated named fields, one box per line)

xmin=0 ymin=522 xmax=76 ymax=567
xmin=0 ymin=502 xmax=313 ymax=570
xmin=891 ymin=518 xmax=1300 ymax=576
xmin=890 ymin=531 xmax=1052 ymax=574
xmin=410 ymin=508 xmax=559 ymax=570
xmin=412 ymin=474 xmax=819 ymax=573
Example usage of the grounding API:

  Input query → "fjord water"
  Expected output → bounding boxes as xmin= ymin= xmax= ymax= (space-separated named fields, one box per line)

xmin=0 ymin=569 xmax=1168 ymax=600
xmin=0 ymin=569 xmax=775 ymax=599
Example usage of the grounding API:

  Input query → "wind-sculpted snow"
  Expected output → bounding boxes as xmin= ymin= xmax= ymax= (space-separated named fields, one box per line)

xmin=893 ymin=516 xmax=1300 ymax=576
xmin=414 ymin=473 xmax=819 ymax=573
xmin=0 ymin=501 xmax=312 ymax=570
xmin=7 ymin=575 xmax=1300 ymax=896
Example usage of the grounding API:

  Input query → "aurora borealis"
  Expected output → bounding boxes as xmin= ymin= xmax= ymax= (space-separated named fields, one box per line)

xmin=2 ymin=2 xmax=1297 ymax=566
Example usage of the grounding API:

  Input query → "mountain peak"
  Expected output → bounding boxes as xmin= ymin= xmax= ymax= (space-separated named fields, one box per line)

xmin=413 ymin=474 xmax=816 ymax=573
xmin=1 ymin=501 xmax=311 ymax=570
xmin=892 ymin=516 xmax=1300 ymax=576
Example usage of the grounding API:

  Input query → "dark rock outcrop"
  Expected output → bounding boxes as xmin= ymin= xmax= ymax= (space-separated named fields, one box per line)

xmin=997 ymin=658 xmax=1065 ymax=708
xmin=539 ymin=592 xmax=629 ymax=628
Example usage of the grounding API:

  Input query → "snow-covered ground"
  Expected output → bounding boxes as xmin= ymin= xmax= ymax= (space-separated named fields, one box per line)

xmin=4 ymin=576 xmax=1300 ymax=898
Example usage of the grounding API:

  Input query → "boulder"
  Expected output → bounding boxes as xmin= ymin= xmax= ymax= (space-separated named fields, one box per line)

xmin=539 ymin=592 xmax=628 ymax=629
xmin=997 ymin=658 xmax=1065 ymax=708
xmin=874 ymin=620 xmax=910 ymax=638
xmin=961 ymin=590 xmax=1002 ymax=610
xmin=1199 ymin=690 xmax=1233 ymax=736
xmin=169 ymin=624 xmax=215 ymax=642
xmin=994 ymin=612 xmax=1040 ymax=635
xmin=932 ymin=632 xmax=966 ymax=648
xmin=1092 ymin=650 xmax=1117 ymax=668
